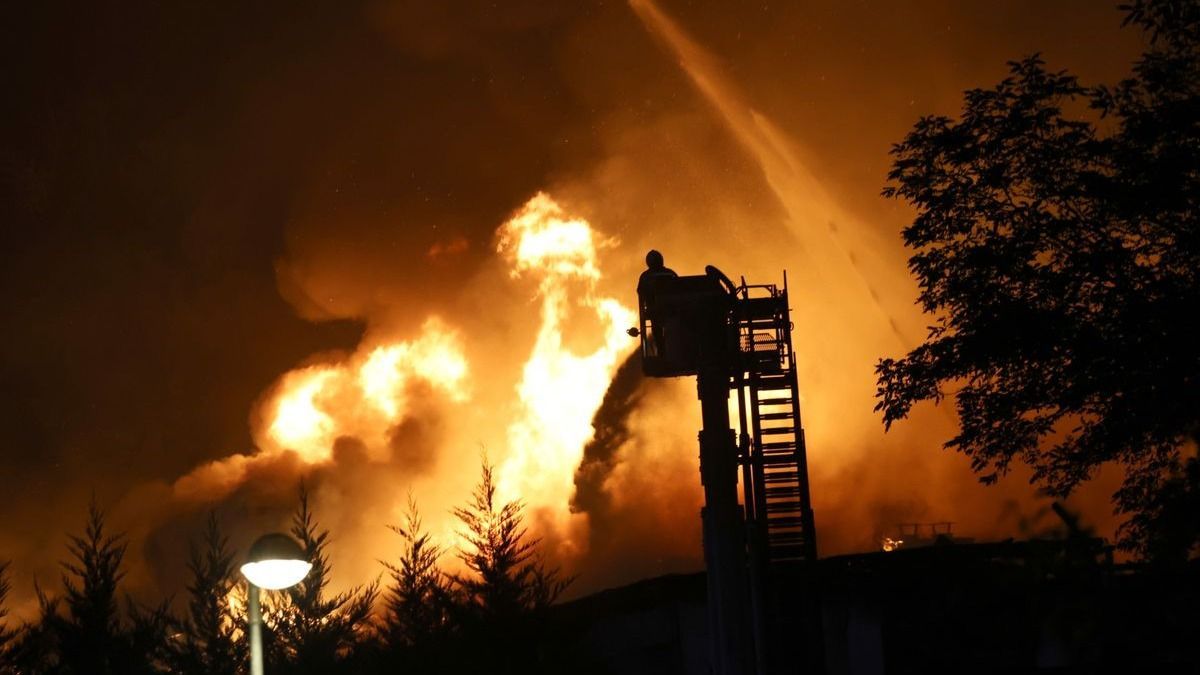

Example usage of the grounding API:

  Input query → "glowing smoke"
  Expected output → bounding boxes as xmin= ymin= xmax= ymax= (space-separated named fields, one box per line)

xmin=132 ymin=193 xmax=642 ymax=603
xmin=1 ymin=1 xmax=1138 ymax=622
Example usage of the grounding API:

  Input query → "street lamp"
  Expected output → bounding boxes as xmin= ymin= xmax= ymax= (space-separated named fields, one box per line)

xmin=241 ymin=533 xmax=312 ymax=675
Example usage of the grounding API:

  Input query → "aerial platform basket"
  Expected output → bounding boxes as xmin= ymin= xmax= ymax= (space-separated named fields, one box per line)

xmin=637 ymin=269 xmax=791 ymax=380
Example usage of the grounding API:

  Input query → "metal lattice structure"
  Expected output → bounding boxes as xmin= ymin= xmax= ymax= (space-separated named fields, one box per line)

xmin=733 ymin=276 xmax=818 ymax=565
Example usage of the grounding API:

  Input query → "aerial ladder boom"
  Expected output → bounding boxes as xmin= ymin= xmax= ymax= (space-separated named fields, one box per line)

xmin=635 ymin=260 xmax=819 ymax=675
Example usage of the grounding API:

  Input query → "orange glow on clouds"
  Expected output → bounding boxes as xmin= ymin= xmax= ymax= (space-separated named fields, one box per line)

xmin=269 ymin=368 xmax=338 ymax=457
xmin=175 ymin=193 xmax=636 ymax=563
xmin=260 ymin=318 xmax=469 ymax=464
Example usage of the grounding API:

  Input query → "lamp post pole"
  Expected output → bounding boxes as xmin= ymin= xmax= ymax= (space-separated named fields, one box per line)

xmin=240 ymin=532 xmax=311 ymax=675
xmin=248 ymin=582 xmax=264 ymax=675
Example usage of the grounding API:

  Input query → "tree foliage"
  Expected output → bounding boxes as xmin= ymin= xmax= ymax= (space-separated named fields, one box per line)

xmin=8 ymin=500 xmax=170 ymax=674
xmin=1 ymin=471 xmax=575 ymax=674
xmin=167 ymin=513 xmax=244 ymax=675
xmin=57 ymin=499 xmax=130 ymax=672
xmin=380 ymin=494 xmax=450 ymax=650
xmin=0 ymin=561 xmax=15 ymax=672
xmin=5 ymin=585 xmax=62 ymax=675
xmin=267 ymin=486 xmax=377 ymax=674
xmin=877 ymin=0 xmax=1200 ymax=559
xmin=451 ymin=458 xmax=569 ymax=620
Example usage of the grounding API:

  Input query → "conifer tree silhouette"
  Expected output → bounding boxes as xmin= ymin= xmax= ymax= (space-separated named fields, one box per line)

xmin=167 ymin=513 xmax=244 ymax=675
xmin=445 ymin=457 xmax=571 ymax=674
xmin=4 ymin=583 xmax=60 ymax=675
xmin=19 ymin=499 xmax=170 ymax=674
xmin=451 ymin=457 xmax=569 ymax=620
xmin=0 ymin=561 xmax=16 ymax=673
xmin=268 ymin=486 xmax=377 ymax=674
xmin=56 ymin=499 xmax=128 ymax=672
xmin=381 ymin=494 xmax=450 ymax=649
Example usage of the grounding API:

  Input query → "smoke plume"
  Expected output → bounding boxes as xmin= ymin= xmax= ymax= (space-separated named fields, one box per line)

xmin=1 ymin=0 xmax=1142 ymax=619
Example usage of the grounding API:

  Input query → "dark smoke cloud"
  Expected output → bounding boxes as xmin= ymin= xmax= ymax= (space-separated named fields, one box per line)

xmin=572 ymin=351 xmax=647 ymax=520
xmin=564 ymin=350 xmax=708 ymax=593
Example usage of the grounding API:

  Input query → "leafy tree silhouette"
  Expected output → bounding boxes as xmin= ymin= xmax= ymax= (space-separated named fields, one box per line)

xmin=877 ymin=0 xmax=1200 ymax=560
xmin=167 ymin=513 xmax=245 ymax=675
xmin=1123 ymin=453 xmax=1200 ymax=562
xmin=266 ymin=486 xmax=377 ymax=674
xmin=380 ymin=494 xmax=451 ymax=650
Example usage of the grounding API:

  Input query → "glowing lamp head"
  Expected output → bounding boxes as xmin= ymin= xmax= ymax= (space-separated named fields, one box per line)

xmin=240 ymin=533 xmax=311 ymax=590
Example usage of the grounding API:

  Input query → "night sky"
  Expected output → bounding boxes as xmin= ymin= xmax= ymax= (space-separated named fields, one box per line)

xmin=1 ymin=1 xmax=1144 ymax=615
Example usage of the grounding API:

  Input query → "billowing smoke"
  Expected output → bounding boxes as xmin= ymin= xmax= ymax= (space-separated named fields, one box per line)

xmin=1 ymin=0 xmax=1140 ymax=620
xmin=118 ymin=192 xmax=660 ymax=605
xmin=572 ymin=351 xmax=647 ymax=522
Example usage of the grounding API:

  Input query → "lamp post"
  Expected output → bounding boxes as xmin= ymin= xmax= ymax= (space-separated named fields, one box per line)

xmin=240 ymin=533 xmax=312 ymax=675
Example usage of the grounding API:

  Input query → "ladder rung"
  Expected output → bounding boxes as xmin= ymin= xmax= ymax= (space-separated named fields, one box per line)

xmin=763 ymin=464 xmax=798 ymax=473
xmin=759 ymin=427 xmax=794 ymax=436
xmin=765 ymin=487 xmax=802 ymax=497
xmin=768 ymin=541 xmax=806 ymax=550
xmin=756 ymin=397 xmax=792 ymax=406
xmin=761 ymin=441 xmax=795 ymax=451
xmin=755 ymin=371 xmax=790 ymax=379
xmin=770 ymin=539 xmax=808 ymax=550
xmin=769 ymin=545 xmax=809 ymax=558
xmin=767 ymin=516 xmax=805 ymax=527
xmin=759 ymin=412 xmax=793 ymax=420
xmin=765 ymin=500 xmax=804 ymax=511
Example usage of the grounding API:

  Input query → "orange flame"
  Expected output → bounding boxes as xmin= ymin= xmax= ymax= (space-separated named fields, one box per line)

xmin=268 ymin=367 xmax=338 ymax=458
xmin=167 ymin=192 xmax=634 ymax=589
xmin=494 ymin=193 xmax=635 ymax=553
